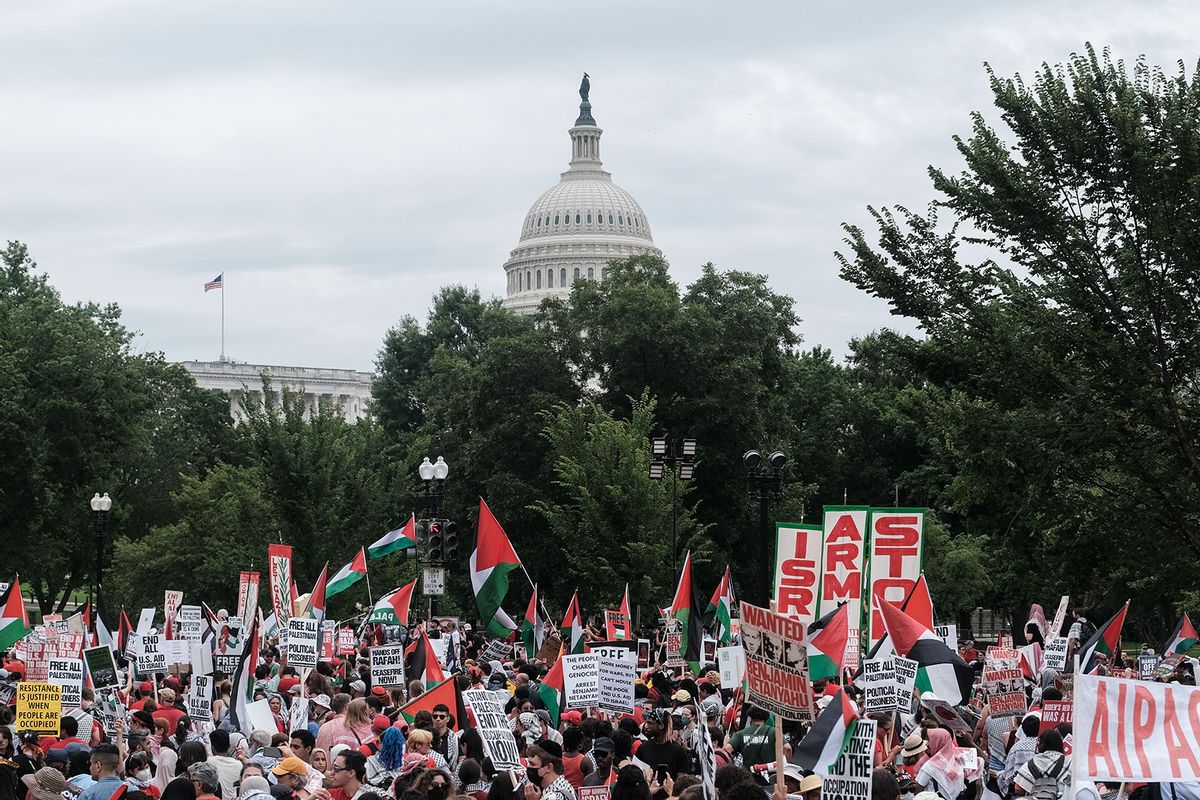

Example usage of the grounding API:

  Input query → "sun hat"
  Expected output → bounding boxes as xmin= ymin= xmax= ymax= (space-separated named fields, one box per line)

xmin=799 ymin=775 xmax=822 ymax=794
xmin=901 ymin=734 xmax=927 ymax=758
xmin=22 ymin=767 xmax=67 ymax=800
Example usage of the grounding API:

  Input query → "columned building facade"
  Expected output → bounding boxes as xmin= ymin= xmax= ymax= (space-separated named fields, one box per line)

xmin=182 ymin=359 xmax=373 ymax=423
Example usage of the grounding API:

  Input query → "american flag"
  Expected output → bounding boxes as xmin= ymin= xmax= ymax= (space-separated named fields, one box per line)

xmin=204 ymin=273 xmax=223 ymax=292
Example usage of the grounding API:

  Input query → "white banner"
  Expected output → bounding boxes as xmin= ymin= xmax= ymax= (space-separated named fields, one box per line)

xmin=1074 ymin=673 xmax=1200 ymax=782
xmin=866 ymin=509 xmax=924 ymax=646
xmin=562 ymin=653 xmax=600 ymax=709
xmin=774 ymin=523 xmax=823 ymax=625
xmin=819 ymin=507 xmax=869 ymax=668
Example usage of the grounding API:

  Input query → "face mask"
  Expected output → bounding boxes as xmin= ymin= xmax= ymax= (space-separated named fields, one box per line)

xmin=136 ymin=770 xmax=151 ymax=782
xmin=527 ymin=767 xmax=542 ymax=787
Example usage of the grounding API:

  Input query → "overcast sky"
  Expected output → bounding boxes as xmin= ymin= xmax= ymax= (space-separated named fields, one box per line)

xmin=2 ymin=1 xmax=1196 ymax=371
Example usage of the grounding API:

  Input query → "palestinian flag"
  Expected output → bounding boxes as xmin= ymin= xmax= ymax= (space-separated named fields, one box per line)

xmin=706 ymin=566 xmax=734 ymax=645
xmin=1164 ymin=613 xmax=1198 ymax=656
xmin=521 ymin=587 xmax=544 ymax=660
xmin=1079 ymin=601 xmax=1130 ymax=674
xmin=326 ymin=548 xmax=367 ymax=598
xmin=560 ymin=591 xmax=585 ymax=655
xmin=875 ymin=595 xmax=973 ymax=705
xmin=398 ymin=676 xmax=468 ymax=731
xmin=536 ymin=647 xmax=566 ymax=726
xmin=367 ymin=580 xmax=417 ymax=626
xmin=669 ymin=551 xmax=705 ymax=673
xmin=792 ymin=688 xmax=860 ymax=776
xmin=807 ymin=603 xmax=850 ymax=682
xmin=617 ymin=584 xmax=632 ymax=639
xmin=96 ymin=609 xmax=116 ymax=651
xmin=117 ymin=608 xmax=132 ymax=654
xmin=306 ymin=562 xmax=329 ymax=629
xmin=471 ymin=499 xmax=521 ymax=637
xmin=404 ymin=627 xmax=446 ymax=688
xmin=225 ymin=617 xmax=260 ymax=735
xmin=0 ymin=579 xmax=31 ymax=652
xmin=904 ymin=574 xmax=934 ymax=630
xmin=369 ymin=514 xmax=417 ymax=559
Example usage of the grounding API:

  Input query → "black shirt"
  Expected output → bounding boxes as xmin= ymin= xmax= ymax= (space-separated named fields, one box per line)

xmin=637 ymin=739 xmax=692 ymax=779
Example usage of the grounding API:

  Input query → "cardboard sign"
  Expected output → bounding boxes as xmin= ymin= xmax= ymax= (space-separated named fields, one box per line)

xmin=822 ymin=717 xmax=876 ymax=791
xmin=164 ymin=591 xmax=183 ymax=634
xmin=818 ymin=506 xmax=868 ymax=669
xmin=137 ymin=634 xmax=167 ymax=675
xmin=717 ymin=645 xmax=746 ymax=690
xmin=537 ymin=633 xmax=564 ymax=665
xmin=83 ymin=646 xmax=120 ymax=690
xmin=740 ymin=601 xmax=812 ymax=723
xmin=1044 ymin=637 xmax=1070 ymax=672
xmin=286 ymin=617 xmax=320 ymax=669
xmin=1039 ymin=699 xmax=1072 ymax=734
xmin=16 ymin=682 xmax=61 ymax=734
xmin=865 ymin=509 xmax=925 ymax=647
xmin=463 ymin=689 xmax=523 ymax=770
xmin=188 ymin=674 xmax=213 ymax=721
xmin=1050 ymin=595 xmax=1070 ymax=638
xmin=562 ymin=653 xmax=600 ymax=708
xmin=177 ymin=606 xmax=203 ymax=641
xmin=47 ymin=658 xmax=83 ymax=710
xmin=774 ymin=523 xmax=823 ymax=624
xmin=1074 ymin=673 xmax=1200 ymax=781
xmin=597 ymin=649 xmax=636 ymax=714
xmin=918 ymin=695 xmax=973 ymax=733
xmin=370 ymin=644 xmax=406 ymax=688
xmin=935 ymin=624 xmax=959 ymax=653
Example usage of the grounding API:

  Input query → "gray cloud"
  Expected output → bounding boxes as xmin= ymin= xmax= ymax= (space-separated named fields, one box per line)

xmin=1 ymin=0 xmax=1197 ymax=370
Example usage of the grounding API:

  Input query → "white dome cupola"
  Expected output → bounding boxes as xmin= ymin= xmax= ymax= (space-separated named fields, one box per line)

xmin=501 ymin=75 xmax=662 ymax=315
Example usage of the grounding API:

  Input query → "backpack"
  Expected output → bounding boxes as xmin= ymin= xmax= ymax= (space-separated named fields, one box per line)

xmin=1078 ymin=619 xmax=1098 ymax=644
xmin=1026 ymin=754 xmax=1066 ymax=800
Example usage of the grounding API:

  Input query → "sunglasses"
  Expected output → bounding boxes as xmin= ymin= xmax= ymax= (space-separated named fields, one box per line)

xmin=431 ymin=713 xmax=448 ymax=719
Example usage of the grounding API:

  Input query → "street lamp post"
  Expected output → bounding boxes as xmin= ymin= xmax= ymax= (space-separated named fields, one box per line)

xmin=648 ymin=436 xmax=698 ymax=580
xmin=742 ymin=450 xmax=787 ymax=604
xmin=90 ymin=492 xmax=113 ymax=633
xmin=418 ymin=456 xmax=451 ymax=619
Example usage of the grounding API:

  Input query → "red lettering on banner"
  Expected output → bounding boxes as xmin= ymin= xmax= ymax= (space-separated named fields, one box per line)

xmin=778 ymin=585 xmax=815 ymax=616
xmin=1088 ymin=681 xmax=1118 ymax=778
xmin=874 ymin=516 xmax=920 ymax=546
xmin=1132 ymin=685 xmax=1155 ymax=777
xmin=1115 ymin=683 xmax=1132 ymax=777
xmin=1161 ymin=690 xmax=1200 ymax=778
xmin=782 ymin=559 xmax=817 ymax=578
xmin=1191 ymin=694 xmax=1200 ymax=749
xmin=824 ymin=542 xmax=857 ymax=572
xmin=822 ymin=571 xmax=860 ymax=600
xmin=828 ymin=516 xmax=862 ymax=543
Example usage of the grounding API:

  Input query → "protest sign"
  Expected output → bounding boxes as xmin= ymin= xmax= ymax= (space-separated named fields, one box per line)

xmin=83 ymin=646 xmax=119 ymax=690
xmin=1039 ymin=699 xmax=1072 ymax=734
xmin=268 ymin=544 xmax=294 ymax=623
xmin=703 ymin=637 xmax=717 ymax=667
xmin=286 ymin=617 xmax=320 ymax=669
xmin=918 ymin=696 xmax=973 ymax=733
xmin=245 ymin=698 xmax=276 ymax=733
xmin=16 ymin=682 xmax=61 ymax=734
xmin=861 ymin=656 xmax=897 ymax=713
xmin=0 ymin=684 xmax=13 ymax=707
xmin=188 ymin=674 xmax=213 ymax=721
xmin=370 ymin=644 xmax=406 ymax=688
xmin=983 ymin=666 xmax=1027 ymax=717
xmin=190 ymin=643 xmax=214 ymax=676
xmin=1074 ymin=673 xmax=1200 ymax=782
xmin=578 ymin=788 xmax=610 ymax=800
xmin=717 ymin=645 xmax=745 ymax=690
xmin=1044 ymin=637 xmax=1070 ymax=672
xmin=177 ymin=605 xmax=203 ymax=641
xmin=597 ymin=649 xmax=636 ymax=714
xmin=1155 ymin=653 xmax=1183 ymax=679
xmin=822 ymin=717 xmax=876 ymax=794
xmin=47 ymin=658 xmax=83 ymax=710
xmin=818 ymin=506 xmax=868 ymax=670
xmin=637 ymin=639 xmax=652 ymax=670
xmin=289 ymin=697 xmax=309 ymax=735
xmin=136 ymin=608 xmax=155 ymax=635
xmin=537 ymin=633 xmax=564 ymax=665
xmin=1137 ymin=654 xmax=1162 ymax=679
xmin=740 ymin=601 xmax=813 ymax=723
xmin=934 ymin=624 xmax=958 ymax=653
xmin=163 ymin=639 xmax=190 ymax=667
xmin=214 ymin=655 xmax=241 ymax=676
xmin=164 ymin=590 xmax=183 ymax=635
xmin=238 ymin=571 xmax=260 ymax=629
xmin=893 ymin=656 xmax=917 ymax=705
xmin=665 ymin=632 xmax=684 ymax=667
xmin=865 ymin=509 xmax=924 ymax=647
xmin=997 ymin=632 xmax=1014 ymax=648
xmin=562 ymin=653 xmax=600 ymax=708
xmin=985 ymin=646 xmax=1020 ymax=670
xmin=463 ymin=689 xmax=523 ymax=770
xmin=337 ymin=626 xmax=355 ymax=654
xmin=96 ymin=690 xmax=126 ymax=741
xmin=774 ymin=523 xmax=823 ymax=625
xmin=137 ymin=634 xmax=167 ymax=675
xmin=480 ymin=639 xmax=512 ymax=664
xmin=1050 ymin=595 xmax=1070 ymax=637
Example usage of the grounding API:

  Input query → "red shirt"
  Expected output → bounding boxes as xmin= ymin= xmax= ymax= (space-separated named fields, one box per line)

xmin=154 ymin=706 xmax=186 ymax=730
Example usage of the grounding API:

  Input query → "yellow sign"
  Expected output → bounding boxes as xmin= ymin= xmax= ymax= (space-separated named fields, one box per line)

xmin=16 ymin=682 xmax=61 ymax=734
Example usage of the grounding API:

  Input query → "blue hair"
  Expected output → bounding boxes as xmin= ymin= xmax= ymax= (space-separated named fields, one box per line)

xmin=378 ymin=726 xmax=406 ymax=770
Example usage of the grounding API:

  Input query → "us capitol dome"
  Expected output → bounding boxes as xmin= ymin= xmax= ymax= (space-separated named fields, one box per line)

xmin=501 ymin=75 xmax=663 ymax=315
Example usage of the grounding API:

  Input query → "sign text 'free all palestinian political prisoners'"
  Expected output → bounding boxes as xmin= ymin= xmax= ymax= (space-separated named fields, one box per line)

xmin=47 ymin=658 xmax=83 ymax=710
xmin=370 ymin=645 xmax=406 ymax=688
xmin=463 ymin=689 xmax=523 ymax=771
xmin=286 ymin=617 xmax=320 ymax=669
xmin=1073 ymin=673 xmax=1200 ymax=782
xmin=740 ymin=601 xmax=812 ymax=724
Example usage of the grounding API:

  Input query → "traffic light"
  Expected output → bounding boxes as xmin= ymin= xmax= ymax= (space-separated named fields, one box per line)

xmin=444 ymin=520 xmax=459 ymax=560
xmin=428 ymin=519 xmax=445 ymax=562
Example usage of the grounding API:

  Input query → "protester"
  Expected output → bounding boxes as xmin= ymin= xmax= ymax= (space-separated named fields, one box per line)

xmin=1012 ymin=731 xmax=1068 ymax=799
xmin=78 ymin=744 xmax=124 ymax=800
xmin=523 ymin=745 xmax=576 ymax=800
xmin=188 ymin=763 xmax=222 ymax=800
xmin=208 ymin=731 xmax=243 ymax=799
xmin=637 ymin=711 xmax=690 ymax=780
xmin=329 ymin=752 xmax=367 ymax=800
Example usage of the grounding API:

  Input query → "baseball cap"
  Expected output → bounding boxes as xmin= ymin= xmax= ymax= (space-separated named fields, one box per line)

xmin=372 ymin=715 xmax=390 ymax=731
xmin=592 ymin=737 xmax=615 ymax=753
xmin=138 ymin=681 xmax=153 ymax=693
xmin=561 ymin=709 xmax=582 ymax=725
xmin=349 ymin=680 xmax=366 ymax=693
xmin=271 ymin=757 xmax=308 ymax=777
xmin=671 ymin=690 xmax=692 ymax=703
xmin=371 ymin=686 xmax=387 ymax=698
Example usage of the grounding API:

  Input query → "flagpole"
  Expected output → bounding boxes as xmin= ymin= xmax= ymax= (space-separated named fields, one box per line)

xmin=220 ymin=274 xmax=225 ymax=361
xmin=519 ymin=562 xmax=556 ymax=632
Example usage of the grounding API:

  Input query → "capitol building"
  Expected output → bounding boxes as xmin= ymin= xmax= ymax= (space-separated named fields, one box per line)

xmin=186 ymin=77 xmax=652 ymax=418
xmin=501 ymin=77 xmax=663 ymax=315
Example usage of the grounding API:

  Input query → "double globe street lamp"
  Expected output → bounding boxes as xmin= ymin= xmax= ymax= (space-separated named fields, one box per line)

xmin=90 ymin=492 xmax=113 ymax=632
xmin=743 ymin=449 xmax=787 ymax=604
